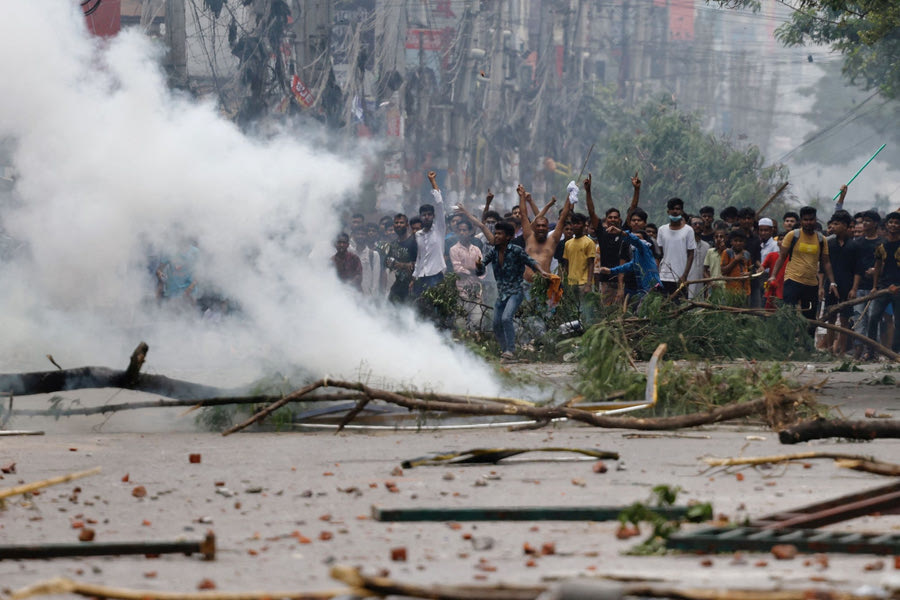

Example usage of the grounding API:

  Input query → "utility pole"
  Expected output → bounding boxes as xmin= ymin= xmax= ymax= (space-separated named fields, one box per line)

xmin=164 ymin=0 xmax=187 ymax=88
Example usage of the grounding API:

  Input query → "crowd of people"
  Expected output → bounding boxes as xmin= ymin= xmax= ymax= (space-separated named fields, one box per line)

xmin=333 ymin=171 xmax=900 ymax=361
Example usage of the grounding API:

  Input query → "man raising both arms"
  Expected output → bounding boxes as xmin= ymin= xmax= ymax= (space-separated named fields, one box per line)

xmin=518 ymin=184 xmax=572 ymax=283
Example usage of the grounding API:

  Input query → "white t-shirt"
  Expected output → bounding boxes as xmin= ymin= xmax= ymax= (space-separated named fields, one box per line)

xmin=657 ymin=223 xmax=697 ymax=282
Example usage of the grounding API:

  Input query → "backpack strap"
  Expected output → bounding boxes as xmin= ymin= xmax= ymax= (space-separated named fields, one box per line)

xmin=787 ymin=230 xmax=825 ymax=259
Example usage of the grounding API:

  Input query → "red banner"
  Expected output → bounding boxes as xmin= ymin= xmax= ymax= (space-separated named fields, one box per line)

xmin=290 ymin=75 xmax=315 ymax=107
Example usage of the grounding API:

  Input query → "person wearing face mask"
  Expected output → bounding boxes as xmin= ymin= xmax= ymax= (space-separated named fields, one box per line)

xmin=657 ymin=197 xmax=696 ymax=300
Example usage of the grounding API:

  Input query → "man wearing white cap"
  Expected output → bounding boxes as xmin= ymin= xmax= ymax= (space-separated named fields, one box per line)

xmin=758 ymin=218 xmax=778 ymax=266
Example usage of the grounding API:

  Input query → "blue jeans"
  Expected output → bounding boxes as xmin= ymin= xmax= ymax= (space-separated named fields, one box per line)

xmin=493 ymin=291 xmax=524 ymax=353
xmin=867 ymin=292 xmax=900 ymax=352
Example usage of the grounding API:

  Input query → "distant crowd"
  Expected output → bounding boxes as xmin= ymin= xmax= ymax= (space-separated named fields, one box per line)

xmin=333 ymin=171 xmax=900 ymax=361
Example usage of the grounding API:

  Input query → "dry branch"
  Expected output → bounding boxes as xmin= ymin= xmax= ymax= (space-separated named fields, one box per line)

xmin=704 ymin=451 xmax=876 ymax=467
xmin=835 ymin=458 xmax=900 ymax=476
xmin=821 ymin=287 xmax=896 ymax=322
xmin=223 ymin=378 xmax=809 ymax=434
xmin=780 ymin=418 xmax=900 ymax=444
xmin=9 ymin=578 xmax=345 ymax=600
xmin=809 ymin=319 xmax=900 ymax=362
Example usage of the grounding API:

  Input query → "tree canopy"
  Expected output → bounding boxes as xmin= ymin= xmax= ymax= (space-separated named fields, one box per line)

xmin=587 ymin=95 xmax=789 ymax=222
xmin=715 ymin=1 xmax=900 ymax=99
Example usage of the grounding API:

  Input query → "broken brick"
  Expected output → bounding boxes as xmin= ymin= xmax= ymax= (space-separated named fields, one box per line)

xmin=78 ymin=528 xmax=95 ymax=542
xmin=390 ymin=547 xmax=407 ymax=562
xmin=771 ymin=545 xmax=798 ymax=560
xmin=131 ymin=486 xmax=147 ymax=498
xmin=188 ymin=454 xmax=201 ymax=464
xmin=197 ymin=579 xmax=216 ymax=590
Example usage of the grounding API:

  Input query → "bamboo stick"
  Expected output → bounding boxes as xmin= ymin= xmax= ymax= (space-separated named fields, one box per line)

xmin=0 ymin=467 xmax=101 ymax=500
xmin=704 ymin=452 xmax=874 ymax=467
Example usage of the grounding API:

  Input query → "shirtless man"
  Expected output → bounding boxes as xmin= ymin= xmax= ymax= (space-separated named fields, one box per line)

xmin=517 ymin=184 xmax=572 ymax=282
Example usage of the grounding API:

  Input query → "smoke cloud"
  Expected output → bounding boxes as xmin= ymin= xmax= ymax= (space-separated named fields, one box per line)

xmin=0 ymin=2 xmax=500 ymax=396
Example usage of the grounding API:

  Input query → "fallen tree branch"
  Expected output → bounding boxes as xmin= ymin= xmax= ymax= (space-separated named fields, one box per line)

xmin=330 ymin=565 xmax=543 ymax=600
xmin=9 ymin=578 xmax=345 ymax=600
xmin=808 ymin=319 xmax=900 ymax=362
xmin=223 ymin=378 xmax=808 ymax=434
xmin=779 ymin=418 xmax=900 ymax=444
xmin=835 ymin=458 xmax=900 ymax=476
xmin=0 ymin=467 xmax=101 ymax=500
xmin=704 ymin=451 xmax=875 ymax=467
xmin=821 ymin=287 xmax=897 ymax=322
xmin=221 ymin=380 xmax=328 ymax=436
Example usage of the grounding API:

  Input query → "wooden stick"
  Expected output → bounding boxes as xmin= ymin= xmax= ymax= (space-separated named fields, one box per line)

xmin=821 ymin=287 xmax=896 ymax=322
xmin=704 ymin=451 xmax=875 ymax=467
xmin=0 ymin=467 xmax=101 ymax=500
xmin=221 ymin=380 xmax=327 ymax=436
xmin=835 ymin=458 xmax=900 ymax=476
xmin=331 ymin=565 xmax=544 ymax=600
xmin=10 ymin=578 xmax=346 ymax=600
xmin=809 ymin=319 xmax=900 ymax=362
xmin=755 ymin=181 xmax=789 ymax=220
xmin=122 ymin=342 xmax=149 ymax=387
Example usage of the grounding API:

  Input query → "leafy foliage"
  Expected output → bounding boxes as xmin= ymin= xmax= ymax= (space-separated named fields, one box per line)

xmin=715 ymin=1 xmax=900 ymax=99
xmin=618 ymin=484 xmax=714 ymax=555
xmin=588 ymin=95 xmax=789 ymax=223
xmin=627 ymin=295 xmax=815 ymax=361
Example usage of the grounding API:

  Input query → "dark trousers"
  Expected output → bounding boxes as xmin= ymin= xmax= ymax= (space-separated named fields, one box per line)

xmin=782 ymin=279 xmax=818 ymax=321
xmin=867 ymin=292 xmax=900 ymax=352
xmin=412 ymin=272 xmax=444 ymax=297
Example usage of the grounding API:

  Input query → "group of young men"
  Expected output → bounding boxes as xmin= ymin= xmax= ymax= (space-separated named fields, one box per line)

xmin=332 ymin=172 xmax=900 ymax=359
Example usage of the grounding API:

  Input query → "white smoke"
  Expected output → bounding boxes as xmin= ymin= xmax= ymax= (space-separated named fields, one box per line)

xmin=0 ymin=2 xmax=500 ymax=395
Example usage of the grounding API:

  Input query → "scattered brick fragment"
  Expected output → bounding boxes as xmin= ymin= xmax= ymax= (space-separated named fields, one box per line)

xmin=615 ymin=524 xmax=641 ymax=539
xmin=592 ymin=461 xmax=607 ymax=474
xmin=121 ymin=474 xmax=129 ymax=482
xmin=735 ymin=473 xmax=744 ymax=481
xmin=1 ymin=462 xmax=15 ymax=474
xmin=318 ymin=531 xmax=333 ymax=541
xmin=71 ymin=521 xmax=84 ymax=529
xmin=863 ymin=560 xmax=884 ymax=571
xmin=143 ymin=572 xmax=157 ymax=579
xmin=525 ymin=559 xmax=537 ymax=568
xmin=390 ymin=547 xmax=407 ymax=562
xmin=523 ymin=543 xmax=538 ymax=556
xmin=197 ymin=579 xmax=216 ymax=590
xmin=771 ymin=544 xmax=798 ymax=560
xmin=189 ymin=454 xmax=201 ymax=464
xmin=700 ymin=559 xmax=713 ymax=567
xmin=131 ymin=486 xmax=147 ymax=498
xmin=390 ymin=466 xmax=403 ymax=476
xmin=755 ymin=560 xmax=768 ymax=567
xmin=541 ymin=542 xmax=556 ymax=556
xmin=78 ymin=528 xmax=95 ymax=542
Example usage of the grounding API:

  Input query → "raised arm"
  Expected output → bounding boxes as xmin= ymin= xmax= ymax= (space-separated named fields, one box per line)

xmin=534 ymin=196 xmax=557 ymax=222
xmin=481 ymin=189 xmax=494 ymax=222
xmin=548 ymin=196 xmax=570 ymax=245
xmin=835 ymin=184 xmax=848 ymax=211
xmin=526 ymin=193 xmax=540 ymax=221
xmin=584 ymin=173 xmax=600 ymax=230
xmin=427 ymin=171 xmax=446 ymax=238
xmin=625 ymin=172 xmax=641 ymax=223
xmin=456 ymin=203 xmax=494 ymax=244
xmin=518 ymin=184 xmax=533 ymax=240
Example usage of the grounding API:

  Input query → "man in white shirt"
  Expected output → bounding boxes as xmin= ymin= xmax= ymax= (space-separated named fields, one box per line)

xmin=412 ymin=170 xmax=447 ymax=296
xmin=657 ymin=197 xmax=696 ymax=300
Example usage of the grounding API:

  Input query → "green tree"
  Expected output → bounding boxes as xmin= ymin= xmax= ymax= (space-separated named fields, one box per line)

xmin=714 ymin=1 xmax=900 ymax=99
xmin=589 ymin=95 xmax=789 ymax=222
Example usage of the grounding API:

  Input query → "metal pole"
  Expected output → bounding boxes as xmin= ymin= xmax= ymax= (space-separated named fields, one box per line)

xmin=0 ymin=532 xmax=215 ymax=561
xmin=832 ymin=143 xmax=886 ymax=201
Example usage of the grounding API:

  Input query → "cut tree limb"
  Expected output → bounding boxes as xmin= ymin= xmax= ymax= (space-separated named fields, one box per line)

xmin=704 ymin=451 xmax=876 ymax=467
xmin=835 ymin=458 xmax=900 ymax=476
xmin=779 ymin=418 xmax=900 ymax=444
xmin=808 ymin=319 xmax=900 ymax=362
xmin=9 ymin=578 xmax=345 ymax=600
